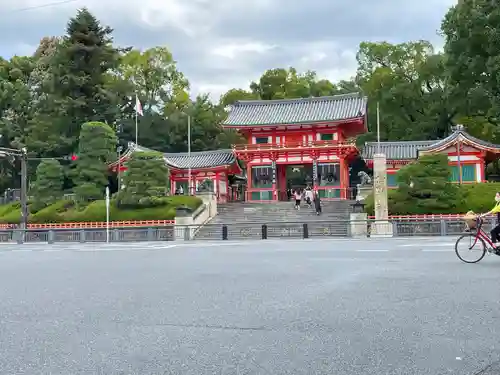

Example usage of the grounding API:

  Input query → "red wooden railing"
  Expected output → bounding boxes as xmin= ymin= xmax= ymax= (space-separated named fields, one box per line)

xmin=368 ymin=214 xmax=463 ymax=220
xmin=0 ymin=220 xmax=175 ymax=229
xmin=233 ymin=140 xmax=356 ymax=151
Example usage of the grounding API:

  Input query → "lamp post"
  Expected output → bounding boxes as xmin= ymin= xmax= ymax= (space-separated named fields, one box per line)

xmin=166 ymin=112 xmax=192 ymax=194
xmin=452 ymin=124 xmax=464 ymax=184
xmin=117 ymin=145 xmax=123 ymax=191
xmin=20 ymin=148 xmax=28 ymax=231
xmin=187 ymin=114 xmax=191 ymax=195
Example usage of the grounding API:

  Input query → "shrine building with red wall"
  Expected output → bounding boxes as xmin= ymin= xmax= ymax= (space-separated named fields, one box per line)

xmin=361 ymin=125 xmax=500 ymax=187
xmin=108 ymin=143 xmax=242 ymax=202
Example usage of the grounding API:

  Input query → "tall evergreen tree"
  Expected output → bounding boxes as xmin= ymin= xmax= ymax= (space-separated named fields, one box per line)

xmin=34 ymin=8 xmax=122 ymax=157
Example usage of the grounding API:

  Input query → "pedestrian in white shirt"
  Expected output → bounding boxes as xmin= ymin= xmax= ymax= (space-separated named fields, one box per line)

xmin=294 ymin=190 xmax=302 ymax=210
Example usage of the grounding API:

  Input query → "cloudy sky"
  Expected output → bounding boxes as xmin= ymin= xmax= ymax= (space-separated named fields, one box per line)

xmin=1 ymin=0 xmax=456 ymax=100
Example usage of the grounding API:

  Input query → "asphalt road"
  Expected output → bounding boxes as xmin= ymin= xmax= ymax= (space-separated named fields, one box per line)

xmin=0 ymin=238 xmax=499 ymax=375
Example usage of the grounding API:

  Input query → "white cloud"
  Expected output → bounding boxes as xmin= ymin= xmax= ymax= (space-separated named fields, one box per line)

xmin=0 ymin=0 xmax=457 ymax=101
xmin=136 ymin=0 xmax=216 ymax=37
xmin=211 ymin=42 xmax=276 ymax=60
xmin=300 ymin=52 xmax=327 ymax=64
xmin=191 ymin=83 xmax=235 ymax=101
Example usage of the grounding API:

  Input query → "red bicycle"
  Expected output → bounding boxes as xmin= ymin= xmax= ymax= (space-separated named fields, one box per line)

xmin=455 ymin=215 xmax=498 ymax=263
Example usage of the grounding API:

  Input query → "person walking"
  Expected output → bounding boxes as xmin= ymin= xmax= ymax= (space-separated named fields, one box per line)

xmin=294 ymin=189 xmax=302 ymax=210
xmin=304 ymin=186 xmax=313 ymax=208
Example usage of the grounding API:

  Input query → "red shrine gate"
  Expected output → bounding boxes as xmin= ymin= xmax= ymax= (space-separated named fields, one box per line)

xmin=222 ymin=94 xmax=367 ymax=201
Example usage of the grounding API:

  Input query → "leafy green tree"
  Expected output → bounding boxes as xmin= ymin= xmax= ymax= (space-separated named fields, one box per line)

xmin=391 ymin=154 xmax=463 ymax=214
xmin=25 ymin=37 xmax=65 ymax=157
xmin=31 ymin=159 xmax=64 ymax=211
xmin=0 ymin=56 xmax=38 ymax=193
xmin=73 ymin=121 xmax=117 ymax=202
xmin=248 ymin=68 xmax=342 ymax=100
xmin=117 ymin=151 xmax=168 ymax=207
xmin=113 ymin=47 xmax=190 ymax=146
xmin=355 ymin=41 xmax=455 ymax=143
xmin=219 ymin=88 xmax=258 ymax=107
xmin=166 ymin=95 xmax=243 ymax=152
xmin=0 ymin=56 xmax=36 ymax=150
xmin=442 ymin=0 xmax=500 ymax=134
xmin=119 ymin=47 xmax=189 ymax=111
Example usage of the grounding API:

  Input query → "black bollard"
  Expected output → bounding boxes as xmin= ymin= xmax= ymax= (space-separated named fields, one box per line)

xmin=303 ymin=223 xmax=309 ymax=238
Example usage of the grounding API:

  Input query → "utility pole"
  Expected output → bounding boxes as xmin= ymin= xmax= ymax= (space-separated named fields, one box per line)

xmin=0 ymin=146 xmax=29 ymax=238
xmin=376 ymin=101 xmax=381 ymax=154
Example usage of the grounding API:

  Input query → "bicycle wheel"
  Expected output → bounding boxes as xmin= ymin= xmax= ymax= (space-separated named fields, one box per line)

xmin=455 ymin=234 xmax=487 ymax=263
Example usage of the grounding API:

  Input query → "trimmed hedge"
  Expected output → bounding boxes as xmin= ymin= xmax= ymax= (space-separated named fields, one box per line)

xmin=364 ymin=182 xmax=500 ymax=215
xmin=0 ymin=195 xmax=203 ymax=224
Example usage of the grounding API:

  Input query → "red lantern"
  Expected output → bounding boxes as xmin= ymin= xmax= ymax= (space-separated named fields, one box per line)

xmin=71 ymin=154 xmax=78 ymax=161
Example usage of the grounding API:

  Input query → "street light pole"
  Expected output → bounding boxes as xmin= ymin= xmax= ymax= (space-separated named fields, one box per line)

xmin=20 ymin=147 xmax=28 ymax=231
xmin=187 ymin=115 xmax=191 ymax=194
xmin=117 ymin=145 xmax=123 ymax=191
xmin=166 ymin=112 xmax=192 ymax=194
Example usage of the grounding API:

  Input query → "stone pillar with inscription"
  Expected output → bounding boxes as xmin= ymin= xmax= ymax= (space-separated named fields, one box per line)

xmin=371 ymin=153 xmax=393 ymax=237
xmin=312 ymin=159 xmax=318 ymax=191
xmin=271 ymin=160 xmax=277 ymax=201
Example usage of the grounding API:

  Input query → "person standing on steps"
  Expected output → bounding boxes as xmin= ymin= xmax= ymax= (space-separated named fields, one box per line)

xmin=294 ymin=189 xmax=302 ymax=210
xmin=304 ymin=186 xmax=313 ymax=208
xmin=314 ymin=190 xmax=322 ymax=215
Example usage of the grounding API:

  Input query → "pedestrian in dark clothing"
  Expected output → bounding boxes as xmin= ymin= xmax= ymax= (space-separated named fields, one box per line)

xmin=314 ymin=191 xmax=321 ymax=215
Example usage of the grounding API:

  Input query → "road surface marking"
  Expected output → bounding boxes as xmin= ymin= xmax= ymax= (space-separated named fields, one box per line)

xmin=399 ymin=243 xmax=455 ymax=247
xmin=356 ymin=249 xmax=389 ymax=252
xmin=422 ymin=249 xmax=452 ymax=252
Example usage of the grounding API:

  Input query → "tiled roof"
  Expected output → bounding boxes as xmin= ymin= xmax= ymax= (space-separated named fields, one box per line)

xmin=108 ymin=143 xmax=152 ymax=167
xmin=108 ymin=143 xmax=237 ymax=170
xmin=362 ymin=141 xmax=437 ymax=160
xmin=163 ymin=149 xmax=236 ymax=169
xmin=420 ymin=129 xmax=500 ymax=152
xmin=362 ymin=128 xmax=500 ymax=160
xmin=223 ymin=93 xmax=367 ymax=126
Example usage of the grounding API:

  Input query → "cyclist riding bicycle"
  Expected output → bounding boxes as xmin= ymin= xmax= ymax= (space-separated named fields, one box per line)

xmin=479 ymin=191 xmax=500 ymax=252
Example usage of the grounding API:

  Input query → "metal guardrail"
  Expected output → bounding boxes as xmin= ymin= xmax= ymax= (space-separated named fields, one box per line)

xmin=0 ymin=218 xmax=494 ymax=243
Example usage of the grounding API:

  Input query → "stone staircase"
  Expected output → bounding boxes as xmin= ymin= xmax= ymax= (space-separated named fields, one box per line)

xmin=193 ymin=200 xmax=353 ymax=240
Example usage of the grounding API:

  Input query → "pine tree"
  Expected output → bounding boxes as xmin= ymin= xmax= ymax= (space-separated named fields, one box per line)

xmin=38 ymin=8 xmax=122 ymax=157
xmin=31 ymin=159 xmax=64 ymax=211
xmin=117 ymin=151 xmax=169 ymax=208
xmin=73 ymin=121 xmax=117 ymax=202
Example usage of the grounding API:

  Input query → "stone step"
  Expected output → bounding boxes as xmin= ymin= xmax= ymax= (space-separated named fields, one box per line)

xmin=194 ymin=200 xmax=352 ymax=240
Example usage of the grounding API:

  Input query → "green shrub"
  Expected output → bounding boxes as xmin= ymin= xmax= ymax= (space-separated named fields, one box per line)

xmin=0 ymin=202 xmax=20 ymax=217
xmin=161 ymin=195 xmax=203 ymax=210
xmin=66 ymin=197 xmax=201 ymax=222
xmin=364 ymin=182 xmax=500 ymax=215
xmin=30 ymin=200 xmax=76 ymax=223
xmin=458 ymin=183 xmax=500 ymax=214
xmin=0 ymin=195 xmax=203 ymax=223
